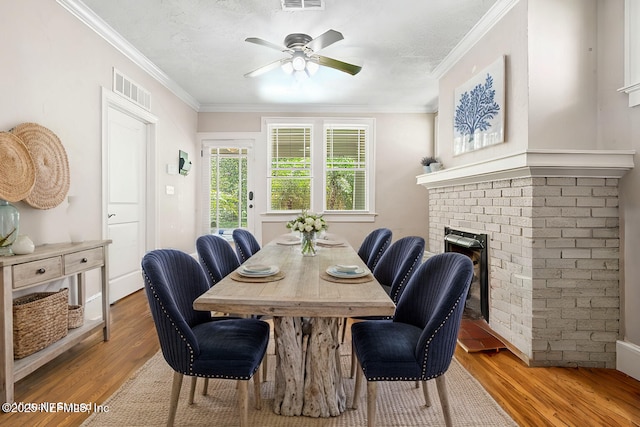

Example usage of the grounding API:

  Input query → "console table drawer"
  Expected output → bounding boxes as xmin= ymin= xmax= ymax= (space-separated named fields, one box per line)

xmin=64 ymin=248 xmax=104 ymax=275
xmin=13 ymin=257 xmax=63 ymax=289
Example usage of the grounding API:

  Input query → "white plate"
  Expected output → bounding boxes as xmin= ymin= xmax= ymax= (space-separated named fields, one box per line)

xmin=317 ymin=239 xmax=343 ymax=247
xmin=238 ymin=265 xmax=280 ymax=277
xmin=326 ymin=266 xmax=370 ymax=279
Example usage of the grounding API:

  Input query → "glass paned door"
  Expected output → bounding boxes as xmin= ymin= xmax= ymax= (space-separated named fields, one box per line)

xmin=207 ymin=147 xmax=250 ymax=236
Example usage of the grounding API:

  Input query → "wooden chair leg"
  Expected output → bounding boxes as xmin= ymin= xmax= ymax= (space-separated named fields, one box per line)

xmin=350 ymin=345 xmax=357 ymax=378
xmin=341 ymin=317 xmax=348 ymax=343
xmin=188 ymin=377 xmax=197 ymax=404
xmin=435 ymin=374 xmax=452 ymax=427
xmin=421 ymin=380 xmax=431 ymax=407
xmin=262 ymin=354 xmax=268 ymax=382
xmin=367 ymin=380 xmax=377 ymax=427
xmin=352 ymin=360 xmax=363 ymax=409
xmin=168 ymin=371 xmax=183 ymax=427
xmin=253 ymin=370 xmax=262 ymax=410
xmin=238 ymin=380 xmax=249 ymax=427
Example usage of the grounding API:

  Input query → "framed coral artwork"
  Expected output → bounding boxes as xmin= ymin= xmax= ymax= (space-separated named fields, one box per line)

xmin=453 ymin=56 xmax=505 ymax=155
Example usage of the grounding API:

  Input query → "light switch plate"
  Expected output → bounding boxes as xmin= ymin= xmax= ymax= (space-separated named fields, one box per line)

xmin=166 ymin=185 xmax=175 ymax=195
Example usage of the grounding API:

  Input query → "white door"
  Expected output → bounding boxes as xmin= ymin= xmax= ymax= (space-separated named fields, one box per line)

xmin=202 ymin=141 xmax=255 ymax=239
xmin=105 ymin=107 xmax=148 ymax=303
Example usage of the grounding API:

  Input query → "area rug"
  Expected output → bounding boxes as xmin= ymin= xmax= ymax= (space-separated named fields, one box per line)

xmin=82 ymin=344 xmax=516 ymax=427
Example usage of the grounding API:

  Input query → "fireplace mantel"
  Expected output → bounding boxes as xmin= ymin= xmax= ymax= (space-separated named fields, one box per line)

xmin=417 ymin=149 xmax=635 ymax=189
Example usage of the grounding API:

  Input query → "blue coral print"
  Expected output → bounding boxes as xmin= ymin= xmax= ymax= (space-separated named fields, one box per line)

xmin=454 ymin=73 xmax=500 ymax=144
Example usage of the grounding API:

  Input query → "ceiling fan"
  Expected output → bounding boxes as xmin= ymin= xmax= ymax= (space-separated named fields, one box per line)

xmin=244 ymin=29 xmax=362 ymax=78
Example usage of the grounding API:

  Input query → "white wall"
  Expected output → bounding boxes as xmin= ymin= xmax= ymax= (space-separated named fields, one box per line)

xmin=1 ymin=0 xmax=199 ymax=303
xmin=528 ymin=0 xmax=599 ymax=149
xmin=198 ymin=112 xmax=432 ymax=249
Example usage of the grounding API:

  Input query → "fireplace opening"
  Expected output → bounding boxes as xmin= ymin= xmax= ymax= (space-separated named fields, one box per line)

xmin=444 ymin=227 xmax=489 ymax=322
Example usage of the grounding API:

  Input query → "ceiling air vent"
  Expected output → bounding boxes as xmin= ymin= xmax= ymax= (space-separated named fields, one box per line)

xmin=281 ymin=0 xmax=324 ymax=11
xmin=112 ymin=68 xmax=151 ymax=111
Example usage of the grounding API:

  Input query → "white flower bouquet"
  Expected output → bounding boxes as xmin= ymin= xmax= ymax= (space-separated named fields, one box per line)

xmin=286 ymin=211 xmax=327 ymax=256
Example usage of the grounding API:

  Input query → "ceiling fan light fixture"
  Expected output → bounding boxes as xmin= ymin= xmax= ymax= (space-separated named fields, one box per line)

xmin=281 ymin=60 xmax=294 ymax=74
xmin=306 ymin=59 xmax=319 ymax=75
xmin=292 ymin=54 xmax=307 ymax=72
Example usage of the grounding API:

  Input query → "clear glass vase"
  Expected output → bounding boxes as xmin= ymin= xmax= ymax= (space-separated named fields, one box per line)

xmin=0 ymin=199 xmax=19 ymax=256
xmin=300 ymin=231 xmax=317 ymax=256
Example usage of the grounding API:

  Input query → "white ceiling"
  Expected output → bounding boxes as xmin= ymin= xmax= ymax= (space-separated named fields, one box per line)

xmin=73 ymin=0 xmax=501 ymax=112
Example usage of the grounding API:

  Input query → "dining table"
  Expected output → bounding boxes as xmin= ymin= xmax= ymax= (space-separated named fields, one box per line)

xmin=193 ymin=233 xmax=395 ymax=418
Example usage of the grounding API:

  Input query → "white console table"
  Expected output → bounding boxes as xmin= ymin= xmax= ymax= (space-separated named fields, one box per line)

xmin=0 ymin=240 xmax=111 ymax=403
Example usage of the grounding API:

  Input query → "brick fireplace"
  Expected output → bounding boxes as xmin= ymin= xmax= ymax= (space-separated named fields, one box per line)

xmin=418 ymin=150 xmax=635 ymax=368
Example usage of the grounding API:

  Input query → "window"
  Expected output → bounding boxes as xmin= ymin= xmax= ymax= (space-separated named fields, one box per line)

xmin=325 ymin=126 xmax=368 ymax=211
xmin=266 ymin=118 xmax=375 ymax=217
xmin=267 ymin=125 xmax=312 ymax=211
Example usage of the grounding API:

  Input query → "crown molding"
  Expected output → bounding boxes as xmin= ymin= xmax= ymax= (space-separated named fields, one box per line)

xmin=198 ymin=102 xmax=435 ymax=114
xmin=57 ymin=0 xmax=200 ymax=111
xmin=430 ymin=0 xmax=520 ymax=79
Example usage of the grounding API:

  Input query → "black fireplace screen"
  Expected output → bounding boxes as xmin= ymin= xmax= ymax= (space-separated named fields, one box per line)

xmin=444 ymin=227 xmax=489 ymax=322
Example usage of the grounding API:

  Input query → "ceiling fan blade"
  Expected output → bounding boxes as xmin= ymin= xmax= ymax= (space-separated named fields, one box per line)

xmin=245 ymin=37 xmax=287 ymax=52
xmin=244 ymin=58 xmax=286 ymax=78
xmin=317 ymin=55 xmax=362 ymax=76
xmin=305 ymin=29 xmax=344 ymax=52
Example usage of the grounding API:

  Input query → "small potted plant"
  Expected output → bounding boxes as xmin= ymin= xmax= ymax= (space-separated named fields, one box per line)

xmin=420 ymin=156 xmax=437 ymax=173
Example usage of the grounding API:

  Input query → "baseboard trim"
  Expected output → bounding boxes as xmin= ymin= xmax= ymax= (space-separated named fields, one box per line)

xmin=616 ymin=340 xmax=640 ymax=381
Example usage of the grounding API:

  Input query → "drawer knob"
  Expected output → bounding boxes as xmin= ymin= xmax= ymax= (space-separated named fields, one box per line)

xmin=36 ymin=268 xmax=46 ymax=274
xmin=81 ymin=257 xmax=88 ymax=263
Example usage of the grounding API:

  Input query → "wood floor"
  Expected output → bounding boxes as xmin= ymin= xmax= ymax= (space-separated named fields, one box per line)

xmin=2 ymin=289 xmax=640 ymax=427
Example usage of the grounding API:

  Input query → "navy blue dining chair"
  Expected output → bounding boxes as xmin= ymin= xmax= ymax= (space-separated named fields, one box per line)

xmin=347 ymin=236 xmax=425 ymax=370
xmin=196 ymin=233 xmax=270 ymax=380
xmin=141 ymin=249 xmax=270 ymax=427
xmin=351 ymin=252 xmax=474 ymax=427
xmin=357 ymin=228 xmax=392 ymax=270
xmin=341 ymin=228 xmax=393 ymax=342
xmin=196 ymin=234 xmax=241 ymax=287
xmin=232 ymin=229 xmax=261 ymax=263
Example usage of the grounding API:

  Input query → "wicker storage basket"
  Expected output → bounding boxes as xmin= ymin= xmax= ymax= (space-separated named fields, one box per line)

xmin=13 ymin=288 xmax=69 ymax=359
xmin=68 ymin=305 xmax=84 ymax=329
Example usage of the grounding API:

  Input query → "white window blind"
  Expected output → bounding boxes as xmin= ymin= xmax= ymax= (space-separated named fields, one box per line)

xmin=325 ymin=126 xmax=368 ymax=211
xmin=268 ymin=125 xmax=312 ymax=211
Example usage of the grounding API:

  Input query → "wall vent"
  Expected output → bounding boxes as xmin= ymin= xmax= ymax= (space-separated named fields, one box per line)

xmin=112 ymin=68 xmax=151 ymax=111
xmin=281 ymin=0 xmax=324 ymax=11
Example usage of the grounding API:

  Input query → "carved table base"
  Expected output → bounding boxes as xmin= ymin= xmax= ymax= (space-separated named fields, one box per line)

xmin=272 ymin=317 xmax=346 ymax=417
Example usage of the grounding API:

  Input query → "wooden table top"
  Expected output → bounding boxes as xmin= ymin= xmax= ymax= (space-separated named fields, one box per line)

xmin=193 ymin=236 xmax=396 ymax=318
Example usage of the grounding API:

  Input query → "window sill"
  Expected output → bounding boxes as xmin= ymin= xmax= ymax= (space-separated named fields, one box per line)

xmin=261 ymin=212 xmax=378 ymax=223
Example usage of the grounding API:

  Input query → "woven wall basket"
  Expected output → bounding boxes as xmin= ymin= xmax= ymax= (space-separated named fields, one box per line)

xmin=0 ymin=132 xmax=36 ymax=203
xmin=13 ymin=288 xmax=69 ymax=359
xmin=10 ymin=123 xmax=70 ymax=209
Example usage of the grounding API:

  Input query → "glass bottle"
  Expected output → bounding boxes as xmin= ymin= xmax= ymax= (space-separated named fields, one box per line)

xmin=0 ymin=199 xmax=19 ymax=256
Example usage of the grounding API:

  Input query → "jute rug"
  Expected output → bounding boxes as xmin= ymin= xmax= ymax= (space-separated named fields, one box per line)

xmin=81 ymin=346 xmax=516 ymax=427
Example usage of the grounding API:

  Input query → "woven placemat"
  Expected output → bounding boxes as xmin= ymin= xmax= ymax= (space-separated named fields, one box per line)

xmin=10 ymin=122 xmax=70 ymax=209
xmin=230 ymin=271 xmax=286 ymax=283
xmin=0 ymin=132 xmax=36 ymax=202
xmin=320 ymin=271 xmax=373 ymax=284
